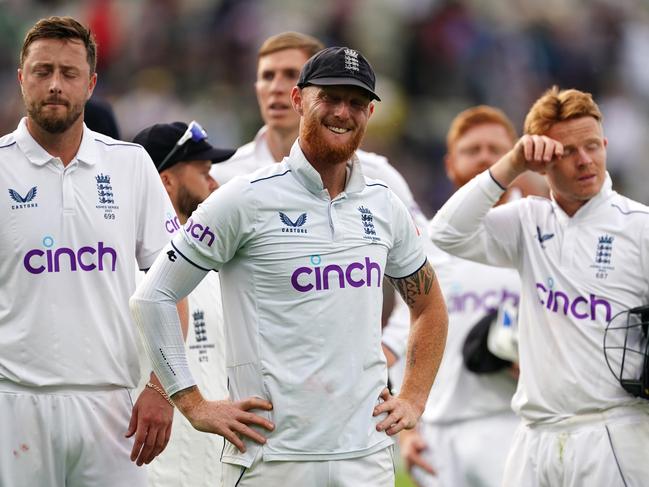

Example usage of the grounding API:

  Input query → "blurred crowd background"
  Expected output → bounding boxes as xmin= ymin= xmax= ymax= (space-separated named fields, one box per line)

xmin=2 ymin=0 xmax=649 ymax=215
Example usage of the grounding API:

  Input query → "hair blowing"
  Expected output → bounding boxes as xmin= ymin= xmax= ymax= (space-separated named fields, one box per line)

xmin=524 ymin=86 xmax=603 ymax=135
xmin=20 ymin=16 xmax=97 ymax=73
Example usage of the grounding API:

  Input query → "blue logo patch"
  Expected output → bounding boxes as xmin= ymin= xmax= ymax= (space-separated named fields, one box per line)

xmin=9 ymin=186 xmax=38 ymax=209
xmin=193 ymin=310 xmax=207 ymax=342
xmin=95 ymin=173 xmax=119 ymax=219
xmin=279 ymin=212 xmax=307 ymax=233
xmin=536 ymin=226 xmax=554 ymax=249
xmin=358 ymin=206 xmax=380 ymax=242
xmin=591 ymin=234 xmax=615 ymax=279
xmin=95 ymin=173 xmax=114 ymax=204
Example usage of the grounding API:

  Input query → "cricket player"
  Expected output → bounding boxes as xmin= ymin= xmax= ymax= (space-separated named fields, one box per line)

xmin=213 ymin=31 xmax=428 ymax=365
xmin=430 ymin=86 xmax=649 ymax=486
xmin=0 ymin=16 xmax=177 ymax=486
xmin=133 ymin=121 xmax=235 ymax=487
xmin=399 ymin=106 xmax=547 ymax=487
xmin=132 ymin=46 xmax=448 ymax=486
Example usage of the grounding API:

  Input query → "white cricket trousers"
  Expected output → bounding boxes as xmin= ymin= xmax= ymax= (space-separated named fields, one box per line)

xmin=503 ymin=405 xmax=649 ymax=487
xmin=222 ymin=445 xmax=395 ymax=487
xmin=410 ymin=411 xmax=519 ymax=487
xmin=0 ymin=381 xmax=147 ymax=487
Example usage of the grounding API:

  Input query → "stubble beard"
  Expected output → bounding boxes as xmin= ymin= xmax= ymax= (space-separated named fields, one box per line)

xmin=176 ymin=185 xmax=204 ymax=222
xmin=302 ymin=115 xmax=365 ymax=166
xmin=26 ymin=98 xmax=84 ymax=134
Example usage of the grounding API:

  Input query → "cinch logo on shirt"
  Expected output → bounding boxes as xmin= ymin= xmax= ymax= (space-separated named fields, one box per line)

xmin=447 ymin=288 xmax=519 ymax=314
xmin=165 ymin=214 xmax=181 ymax=234
xmin=23 ymin=236 xmax=117 ymax=274
xmin=535 ymin=282 xmax=612 ymax=322
xmin=291 ymin=256 xmax=382 ymax=292
xmin=185 ymin=218 xmax=215 ymax=247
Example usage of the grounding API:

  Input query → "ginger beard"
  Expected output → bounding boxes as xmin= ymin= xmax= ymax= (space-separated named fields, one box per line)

xmin=300 ymin=111 xmax=366 ymax=166
xmin=26 ymin=94 xmax=84 ymax=134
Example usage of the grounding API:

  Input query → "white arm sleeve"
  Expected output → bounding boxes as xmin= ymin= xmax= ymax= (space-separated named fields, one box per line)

xmin=429 ymin=170 xmax=522 ymax=268
xmin=130 ymin=242 xmax=209 ymax=396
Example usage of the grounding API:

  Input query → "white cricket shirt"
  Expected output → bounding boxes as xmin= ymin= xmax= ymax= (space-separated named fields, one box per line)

xmin=430 ymin=170 xmax=649 ymax=424
xmin=0 ymin=118 xmax=176 ymax=388
xmin=214 ymin=126 xmax=428 ymax=360
xmin=176 ymin=140 xmax=426 ymax=465
xmin=423 ymin=242 xmax=519 ymax=423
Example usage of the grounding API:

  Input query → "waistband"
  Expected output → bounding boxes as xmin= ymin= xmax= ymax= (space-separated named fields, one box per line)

xmin=0 ymin=380 xmax=128 ymax=395
xmin=525 ymin=404 xmax=649 ymax=432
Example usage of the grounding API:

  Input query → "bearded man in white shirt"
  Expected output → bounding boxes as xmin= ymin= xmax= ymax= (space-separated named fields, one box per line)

xmin=132 ymin=46 xmax=448 ymax=487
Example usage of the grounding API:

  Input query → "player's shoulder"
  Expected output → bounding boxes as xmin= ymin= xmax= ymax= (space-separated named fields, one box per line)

xmin=356 ymin=149 xmax=397 ymax=182
xmin=0 ymin=131 xmax=17 ymax=150
xmin=91 ymin=130 xmax=142 ymax=153
xmin=90 ymin=130 xmax=150 ymax=165
xmin=245 ymin=160 xmax=292 ymax=186
xmin=608 ymin=192 xmax=649 ymax=219
xmin=229 ymin=139 xmax=256 ymax=162
xmin=219 ymin=160 xmax=292 ymax=202
xmin=356 ymin=148 xmax=388 ymax=168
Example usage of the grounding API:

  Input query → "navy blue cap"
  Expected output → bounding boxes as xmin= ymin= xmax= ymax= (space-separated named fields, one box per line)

xmin=133 ymin=122 xmax=235 ymax=172
xmin=297 ymin=46 xmax=380 ymax=101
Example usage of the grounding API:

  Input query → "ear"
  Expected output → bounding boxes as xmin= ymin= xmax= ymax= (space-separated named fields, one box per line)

xmin=444 ymin=153 xmax=457 ymax=185
xmin=17 ymin=68 xmax=24 ymax=94
xmin=159 ymin=170 xmax=175 ymax=196
xmin=603 ymin=137 xmax=608 ymax=148
xmin=86 ymin=72 xmax=98 ymax=102
xmin=368 ymin=102 xmax=375 ymax=118
xmin=290 ymin=86 xmax=304 ymax=116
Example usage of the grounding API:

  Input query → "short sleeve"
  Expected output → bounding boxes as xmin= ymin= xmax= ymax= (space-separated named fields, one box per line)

xmin=385 ymin=190 xmax=427 ymax=279
xmin=172 ymin=177 xmax=254 ymax=270
xmin=135 ymin=149 xmax=178 ymax=270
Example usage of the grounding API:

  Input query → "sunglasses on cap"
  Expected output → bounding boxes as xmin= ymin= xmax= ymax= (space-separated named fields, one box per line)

xmin=157 ymin=120 xmax=208 ymax=172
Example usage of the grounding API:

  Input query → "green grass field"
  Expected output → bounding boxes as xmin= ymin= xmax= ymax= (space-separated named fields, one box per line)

xmin=395 ymin=467 xmax=416 ymax=487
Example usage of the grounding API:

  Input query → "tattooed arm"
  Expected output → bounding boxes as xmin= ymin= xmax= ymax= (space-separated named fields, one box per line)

xmin=373 ymin=260 xmax=448 ymax=436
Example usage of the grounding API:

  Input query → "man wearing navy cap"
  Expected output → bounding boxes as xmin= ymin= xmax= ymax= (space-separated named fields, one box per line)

xmin=134 ymin=121 xmax=234 ymax=223
xmin=133 ymin=121 xmax=235 ymax=487
xmin=131 ymin=48 xmax=448 ymax=486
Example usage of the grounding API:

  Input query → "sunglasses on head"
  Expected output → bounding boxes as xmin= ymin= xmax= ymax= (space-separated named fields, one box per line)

xmin=157 ymin=120 xmax=208 ymax=171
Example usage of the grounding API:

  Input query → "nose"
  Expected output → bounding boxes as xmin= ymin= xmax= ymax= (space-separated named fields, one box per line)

xmin=270 ymin=75 xmax=290 ymax=94
xmin=332 ymin=100 xmax=351 ymax=119
xmin=49 ymin=72 xmax=62 ymax=94
xmin=475 ymin=147 xmax=497 ymax=170
xmin=576 ymin=147 xmax=593 ymax=165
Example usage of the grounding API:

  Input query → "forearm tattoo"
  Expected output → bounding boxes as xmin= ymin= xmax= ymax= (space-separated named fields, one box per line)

xmin=388 ymin=260 xmax=436 ymax=307
xmin=408 ymin=343 xmax=418 ymax=368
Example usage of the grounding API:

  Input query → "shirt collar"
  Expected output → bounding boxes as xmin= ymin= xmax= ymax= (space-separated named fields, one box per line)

xmin=551 ymin=172 xmax=613 ymax=222
xmin=286 ymin=140 xmax=366 ymax=197
xmin=15 ymin=117 xmax=98 ymax=167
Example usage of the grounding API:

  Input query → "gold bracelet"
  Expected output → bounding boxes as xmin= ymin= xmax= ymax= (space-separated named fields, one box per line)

xmin=146 ymin=381 xmax=174 ymax=408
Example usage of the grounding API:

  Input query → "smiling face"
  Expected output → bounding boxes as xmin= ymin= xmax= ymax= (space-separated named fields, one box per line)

xmin=255 ymin=48 xmax=311 ymax=135
xmin=543 ymin=116 xmax=608 ymax=215
xmin=18 ymin=37 xmax=96 ymax=134
xmin=291 ymin=84 xmax=374 ymax=166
